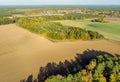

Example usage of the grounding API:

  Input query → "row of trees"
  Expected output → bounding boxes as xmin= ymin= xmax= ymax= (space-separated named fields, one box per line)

xmin=0 ymin=13 xmax=97 ymax=25
xmin=41 ymin=13 xmax=97 ymax=21
xmin=0 ymin=17 xmax=15 ymax=25
xmin=16 ymin=13 xmax=97 ymax=22
xmin=64 ymin=13 xmax=97 ymax=20
xmin=17 ymin=17 xmax=103 ymax=41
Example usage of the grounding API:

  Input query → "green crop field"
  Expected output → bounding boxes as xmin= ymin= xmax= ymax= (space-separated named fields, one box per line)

xmin=54 ymin=20 xmax=120 ymax=41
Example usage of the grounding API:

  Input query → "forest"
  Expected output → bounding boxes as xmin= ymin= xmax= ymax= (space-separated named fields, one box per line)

xmin=20 ymin=50 xmax=120 ymax=82
xmin=16 ymin=14 xmax=103 ymax=41
xmin=46 ymin=54 xmax=120 ymax=82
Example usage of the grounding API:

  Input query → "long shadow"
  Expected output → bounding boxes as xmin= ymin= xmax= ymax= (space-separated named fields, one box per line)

xmin=37 ymin=49 xmax=115 ymax=82
xmin=22 ymin=49 xmax=118 ymax=82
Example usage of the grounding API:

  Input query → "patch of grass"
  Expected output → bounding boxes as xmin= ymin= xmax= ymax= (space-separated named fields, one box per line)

xmin=54 ymin=20 xmax=120 ymax=41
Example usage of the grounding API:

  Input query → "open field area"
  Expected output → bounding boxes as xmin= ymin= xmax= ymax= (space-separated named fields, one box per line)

xmin=0 ymin=24 xmax=120 ymax=82
xmin=54 ymin=19 xmax=120 ymax=41
xmin=0 ymin=4 xmax=120 ymax=82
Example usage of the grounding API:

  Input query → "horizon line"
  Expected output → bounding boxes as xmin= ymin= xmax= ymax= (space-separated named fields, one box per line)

xmin=0 ymin=4 xmax=120 ymax=6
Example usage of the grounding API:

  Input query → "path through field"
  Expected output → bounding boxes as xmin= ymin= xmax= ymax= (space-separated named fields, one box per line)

xmin=0 ymin=24 xmax=120 ymax=82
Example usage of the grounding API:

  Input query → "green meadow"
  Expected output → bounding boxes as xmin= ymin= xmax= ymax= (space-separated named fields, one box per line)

xmin=54 ymin=20 xmax=120 ymax=41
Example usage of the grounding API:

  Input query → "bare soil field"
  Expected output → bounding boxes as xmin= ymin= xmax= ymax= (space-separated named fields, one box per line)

xmin=0 ymin=24 xmax=120 ymax=82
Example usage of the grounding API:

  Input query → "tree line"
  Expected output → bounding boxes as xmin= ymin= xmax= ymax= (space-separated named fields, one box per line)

xmin=0 ymin=13 xmax=97 ymax=25
xmin=16 ymin=13 xmax=97 ymax=22
xmin=40 ymin=13 xmax=98 ymax=21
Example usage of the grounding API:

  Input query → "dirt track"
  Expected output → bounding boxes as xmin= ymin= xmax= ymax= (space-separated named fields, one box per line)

xmin=0 ymin=24 xmax=120 ymax=82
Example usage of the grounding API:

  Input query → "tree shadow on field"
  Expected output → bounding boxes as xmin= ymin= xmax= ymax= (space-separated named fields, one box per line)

xmin=21 ymin=49 xmax=119 ymax=82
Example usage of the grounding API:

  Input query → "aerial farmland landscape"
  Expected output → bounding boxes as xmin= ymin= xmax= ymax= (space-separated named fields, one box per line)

xmin=0 ymin=0 xmax=120 ymax=82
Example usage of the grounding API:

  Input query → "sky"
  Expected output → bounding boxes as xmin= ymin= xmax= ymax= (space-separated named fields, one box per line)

xmin=0 ymin=0 xmax=120 ymax=5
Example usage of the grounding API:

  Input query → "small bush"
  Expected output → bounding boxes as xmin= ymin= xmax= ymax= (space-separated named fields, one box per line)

xmin=91 ymin=18 xmax=106 ymax=23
